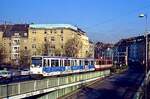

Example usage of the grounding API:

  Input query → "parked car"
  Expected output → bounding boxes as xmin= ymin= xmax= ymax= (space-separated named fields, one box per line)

xmin=0 ymin=70 xmax=11 ymax=79
xmin=20 ymin=69 xmax=30 ymax=76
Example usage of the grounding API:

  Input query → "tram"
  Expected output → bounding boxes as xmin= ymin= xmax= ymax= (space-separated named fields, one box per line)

xmin=30 ymin=56 xmax=95 ymax=77
xmin=30 ymin=56 xmax=113 ymax=77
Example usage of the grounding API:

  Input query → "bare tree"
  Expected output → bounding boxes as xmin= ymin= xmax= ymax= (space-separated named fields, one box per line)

xmin=19 ymin=47 xmax=31 ymax=68
xmin=43 ymin=41 xmax=50 ymax=56
xmin=86 ymin=51 xmax=93 ymax=58
xmin=54 ymin=48 xmax=62 ymax=56
xmin=36 ymin=40 xmax=51 ymax=56
xmin=64 ymin=38 xmax=82 ymax=57
xmin=36 ymin=45 xmax=44 ymax=55
xmin=0 ymin=44 xmax=5 ymax=65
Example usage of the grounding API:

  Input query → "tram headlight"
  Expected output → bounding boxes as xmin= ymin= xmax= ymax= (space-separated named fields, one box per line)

xmin=31 ymin=64 xmax=35 ymax=67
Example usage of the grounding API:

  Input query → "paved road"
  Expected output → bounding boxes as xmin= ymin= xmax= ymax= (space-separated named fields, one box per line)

xmin=147 ymin=82 xmax=150 ymax=99
xmin=62 ymin=69 xmax=145 ymax=99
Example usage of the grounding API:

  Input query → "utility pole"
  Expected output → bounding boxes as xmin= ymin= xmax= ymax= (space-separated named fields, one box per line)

xmin=139 ymin=13 xmax=149 ymax=99
xmin=125 ymin=46 xmax=128 ymax=66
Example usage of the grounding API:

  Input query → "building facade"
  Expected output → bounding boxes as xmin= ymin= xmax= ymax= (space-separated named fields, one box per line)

xmin=0 ymin=24 xmax=91 ymax=67
xmin=28 ymin=24 xmax=90 ymax=57
xmin=0 ymin=24 xmax=29 ymax=66
xmin=114 ymin=34 xmax=150 ymax=70
xmin=94 ymin=42 xmax=113 ymax=59
xmin=113 ymin=39 xmax=128 ymax=67
xmin=88 ymin=40 xmax=94 ymax=58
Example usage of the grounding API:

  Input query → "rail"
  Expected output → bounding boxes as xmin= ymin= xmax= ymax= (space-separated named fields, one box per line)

xmin=0 ymin=70 xmax=110 ymax=99
xmin=134 ymin=70 xmax=150 ymax=99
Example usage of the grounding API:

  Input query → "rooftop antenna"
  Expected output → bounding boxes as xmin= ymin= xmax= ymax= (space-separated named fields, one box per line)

xmin=4 ymin=21 xmax=7 ymax=32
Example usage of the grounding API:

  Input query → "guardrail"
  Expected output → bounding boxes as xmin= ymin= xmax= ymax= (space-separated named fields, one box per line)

xmin=134 ymin=70 xmax=150 ymax=99
xmin=0 ymin=70 xmax=110 ymax=99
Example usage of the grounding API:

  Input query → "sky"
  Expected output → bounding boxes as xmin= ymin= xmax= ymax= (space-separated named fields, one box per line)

xmin=0 ymin=0 xmax=150 ymax=43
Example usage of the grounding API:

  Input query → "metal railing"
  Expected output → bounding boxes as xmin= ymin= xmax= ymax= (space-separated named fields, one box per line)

xmin=0 ymin=70 xmax=110 ymax=98
xmin=134 ymin=70 xmax=150 ymax=99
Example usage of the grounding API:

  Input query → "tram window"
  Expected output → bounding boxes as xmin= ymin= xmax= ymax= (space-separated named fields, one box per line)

xmin=107 ymin=61 xmax=109 ymax=64
xmin=32 ymin=57 xmax=42 ymax=67
xmin=75 ymin=60 xmax=77 ymax=65
xmin=43 ymin=59 xmax=46 ymax=67
xmin=102 ymin=61 xmax=105 ymax=65
xmin=60 ymin=60 xmax=64 ymax=66
xmin=51 ymin=60 xmax=59 ymax=67
xmin=68 ymin=60 xmax=70 ymax=66
xmin=96 ymin=61 xmax=99 ymax=65
xmin=108 ymin=61 xmax=112 ymax=64
xmin=64 ymin=60 xmax=67 ymax=66
xmin=85 ymin=60 xmax=89 ymax=65
xmin=91 ymin=61 xmax=94 ymax=65
xmin=110 ymin=61 xmax=112 ymax=64
xmin=61 ymin=60 xmax=64 ymax=66
xmin=71 ymin=60 xmax=74 ymax=66
xmin=99 ymin=61 xmax=102 ymax=65
xmin=79 ymin=60 xmax=82 ymax=65
xmin=60 ymin=60 xmax=62 ymax=66
xmin=47 ymin=59 xmax=50 ymax=66
xmin=64 ymin=60 xmax=70 ymax=66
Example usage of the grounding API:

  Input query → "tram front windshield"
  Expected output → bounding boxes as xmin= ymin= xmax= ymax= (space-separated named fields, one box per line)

xmin=32 ymin=57 xmax=42 ymax=67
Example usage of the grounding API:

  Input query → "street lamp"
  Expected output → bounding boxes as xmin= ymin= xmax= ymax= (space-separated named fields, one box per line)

xmin=139 ymin=13 xmax=148 ymax=69
xmin=139 ymin=13 xmax=148 ymax=99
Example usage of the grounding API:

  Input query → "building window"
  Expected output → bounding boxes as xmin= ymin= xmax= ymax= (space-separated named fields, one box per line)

xmin=25 ymin=46 xmax=27 ymax=50
xmin=14 ymin=47 xmax=18 ymax=50
xmin=14 ymin=40 xmax=20 ymax=45
xmin=61 ymin=29 xmax=63 ymax=34
xmin=33 ymin=37 xmax=36 ymax=41
xmin=32 ymin=44 xmax=36 ymax=48
xmin=61 ymin=45 xmax=63 ymax=49
xmin=54 ymin=29 xmax=57 ymax=34
xmin=32 ymin=30 xmax=36 ymax=34
xmin=44 ymin=30 xmax=47 ymax=34
xmin=24 ymin=33 xmax=27 ymax=36
xmin=51 ymin=45 xmax=55 ymax=49
xmin=50 ymin=30 xmax=52 ymax=34
xmin=61 ymin=37 xmax=63 ymax=41
xmin=51 ymin=37 xmax=55 ymax=41
xmin=14 ymin=54 xmax=17 ymax=58
xmin=44 ymin=37 xmax=47 ymax=42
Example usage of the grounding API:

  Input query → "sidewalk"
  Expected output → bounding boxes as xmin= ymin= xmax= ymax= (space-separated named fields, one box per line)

xmin=61 ymin=70 xmax=145 ymax=99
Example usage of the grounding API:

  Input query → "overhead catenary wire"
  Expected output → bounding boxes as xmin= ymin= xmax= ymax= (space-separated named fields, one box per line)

xmin=82 ymin=4 xmax=150 ymax=31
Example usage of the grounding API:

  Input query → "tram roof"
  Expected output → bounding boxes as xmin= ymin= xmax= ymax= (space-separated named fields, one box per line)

xmin=32 ymin=56 xmax=94 ymax=60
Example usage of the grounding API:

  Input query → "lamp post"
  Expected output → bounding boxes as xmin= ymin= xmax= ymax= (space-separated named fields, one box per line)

xmin=139 ymin=13 xmax=148 ymax=99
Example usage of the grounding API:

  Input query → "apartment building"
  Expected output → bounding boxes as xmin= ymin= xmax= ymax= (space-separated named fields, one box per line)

xmin=0 ymin=24 xmax=93 ymax=66
xmin=0 ymin=24 xmax=29 ymax=65
xmin=28 ymin=24 xmax=91 ymax=57
xmin=113 ymin=35 xmax=150 ymax=69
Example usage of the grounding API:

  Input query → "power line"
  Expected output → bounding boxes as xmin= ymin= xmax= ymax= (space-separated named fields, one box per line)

xmin=83 ymin=4 xmax=150 ymax=30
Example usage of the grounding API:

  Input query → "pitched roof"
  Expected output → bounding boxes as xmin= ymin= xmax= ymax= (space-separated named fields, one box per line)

xmin=29 ymin=24 xmax=78 ymax=30
xmin=0 ymin=24 xmax=29 ymax=37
